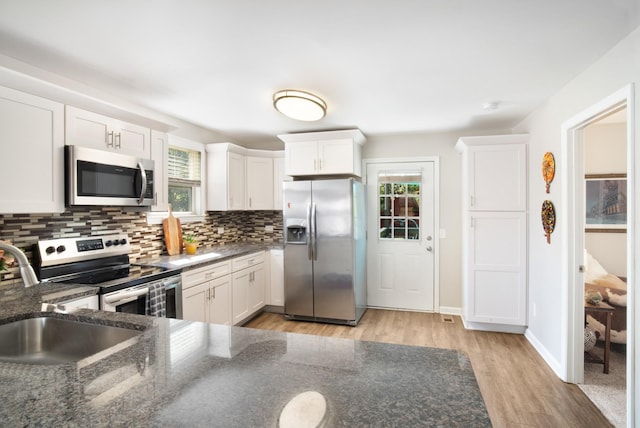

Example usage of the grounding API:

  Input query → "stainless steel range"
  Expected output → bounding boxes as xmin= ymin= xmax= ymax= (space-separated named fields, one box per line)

xmin=34 ymin=234 xmax=182 ymax=318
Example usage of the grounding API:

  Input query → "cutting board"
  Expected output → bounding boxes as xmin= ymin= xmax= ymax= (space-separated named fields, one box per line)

xmin=163 ymin=204 xmax=183 ymax=255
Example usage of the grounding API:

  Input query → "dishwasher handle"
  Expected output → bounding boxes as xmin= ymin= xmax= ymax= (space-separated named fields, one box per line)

xmin=103 ymin=287 xmax=149 ymax=304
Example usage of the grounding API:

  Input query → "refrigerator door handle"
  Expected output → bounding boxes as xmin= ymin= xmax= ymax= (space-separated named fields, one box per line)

xmin=311 ymin=202 xmax=318 ymax=261
xmin=306 ymin=203 xmax=313 ymax=260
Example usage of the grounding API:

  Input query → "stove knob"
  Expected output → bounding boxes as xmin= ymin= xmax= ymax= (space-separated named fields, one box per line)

xmin=119 ymin=239 xmax=127 ymax=245
xmin=45 ymin=246 xmax=55 ymax=254
xmin=105 ymin=240 xmax=113 ymax=247
xmin=113 ymin=240 xmax=120 ymax=246
xmin=56 ymin=245 xmax=66 ymax=253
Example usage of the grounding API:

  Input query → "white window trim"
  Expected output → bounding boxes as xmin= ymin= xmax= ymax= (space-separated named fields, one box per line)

xmin=146 ymin=135 xmax=207 ymax=225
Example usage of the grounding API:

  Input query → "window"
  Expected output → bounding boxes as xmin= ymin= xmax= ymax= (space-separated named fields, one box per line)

xmin=168 ymin=146 xmax=201 ymax=213
xmin=378 ymin=171 xmax=421 ymax=240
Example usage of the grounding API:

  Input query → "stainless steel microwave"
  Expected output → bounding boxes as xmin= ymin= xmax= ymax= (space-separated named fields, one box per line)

xmin=65 ymin=145 xmax=155 ymax=207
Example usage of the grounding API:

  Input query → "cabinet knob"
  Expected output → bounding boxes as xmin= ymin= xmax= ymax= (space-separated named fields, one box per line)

xmin=426 ymin=246 xmax=433 ymax=252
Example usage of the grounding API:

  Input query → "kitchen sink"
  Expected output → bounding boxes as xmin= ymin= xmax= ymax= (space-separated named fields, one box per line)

xmin=0 ymin=316 xmax=142 ymax=365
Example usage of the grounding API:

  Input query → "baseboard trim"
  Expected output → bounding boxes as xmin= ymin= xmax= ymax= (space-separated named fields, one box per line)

xmin=524 ymin=328 xmax=564 ymax=380
xmin=462 ymin=319 xmax=526 ymax=334
xmin=439 ymin=306 xmax=462 ymax=316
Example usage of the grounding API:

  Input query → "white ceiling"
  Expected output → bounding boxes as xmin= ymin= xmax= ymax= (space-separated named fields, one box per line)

xmin=0 ymin=1 xmax=638 ymax=149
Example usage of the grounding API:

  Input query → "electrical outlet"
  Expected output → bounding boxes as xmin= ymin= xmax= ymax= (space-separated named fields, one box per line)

xmin=217 ymin=227 xmax=224 ymax=234
xmin=265 ymin=225 xmax=274 ymax=233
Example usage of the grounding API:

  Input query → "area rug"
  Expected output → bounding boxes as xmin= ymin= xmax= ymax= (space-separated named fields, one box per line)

xmin=579 ymin=344 xmax=626 ymax=428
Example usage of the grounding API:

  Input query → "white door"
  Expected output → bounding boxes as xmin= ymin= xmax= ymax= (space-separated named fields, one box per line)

xmin=366 ymin=161 xmax=436 ymax=311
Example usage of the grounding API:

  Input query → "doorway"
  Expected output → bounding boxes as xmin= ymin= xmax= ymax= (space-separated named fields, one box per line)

xmin=561 ymin=85 xmax=635 ymax=425
xmin=364 ymin=158 xmax=439 ymax=311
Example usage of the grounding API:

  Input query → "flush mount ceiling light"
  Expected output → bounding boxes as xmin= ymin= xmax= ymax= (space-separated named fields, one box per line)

xmin=273 ymin=90 xmax=327 ymax=121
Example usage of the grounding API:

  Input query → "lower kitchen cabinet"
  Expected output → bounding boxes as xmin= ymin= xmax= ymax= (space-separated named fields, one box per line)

xmin=268 ymin=249 xmax=284 ymax=307
xmin=182 ymin=260 xmax=232 ymax=325
xmin=182 ymin=251 xmax=266 ymax=326
xmin=183 ymin=276 xmax=232 ymax=325
xmin=231 ymin=251 xmax=265 ymax=325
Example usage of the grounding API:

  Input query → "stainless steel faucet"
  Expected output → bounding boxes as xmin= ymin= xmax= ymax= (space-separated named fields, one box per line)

xmin=0 ymin=242 xmax=39 ymax=287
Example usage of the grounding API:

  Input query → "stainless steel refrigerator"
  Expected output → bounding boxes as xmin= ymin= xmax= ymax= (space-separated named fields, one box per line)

xmin=283 ymin=178 xmax=366 ymax=326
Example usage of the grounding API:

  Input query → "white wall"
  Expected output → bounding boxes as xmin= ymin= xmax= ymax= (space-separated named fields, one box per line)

xmin=362 ymin=130 xmax=510 ymax=311
xmin=584 ymin=121 xmax=627 ymax=276
xmin=513 ymin=26 xmax=640 ymax=385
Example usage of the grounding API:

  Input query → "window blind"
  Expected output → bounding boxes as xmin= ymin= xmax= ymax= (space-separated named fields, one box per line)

xmin=168 ymin=147 xmax=201 ymax=186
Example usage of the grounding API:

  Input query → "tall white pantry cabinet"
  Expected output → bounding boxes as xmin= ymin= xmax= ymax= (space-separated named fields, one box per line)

xmin=456 ymin=134 xmax=528 ymax=333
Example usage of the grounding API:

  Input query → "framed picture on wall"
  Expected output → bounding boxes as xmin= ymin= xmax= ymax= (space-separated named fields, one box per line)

xmin=585 ymin=173 xmax=627 ymax=233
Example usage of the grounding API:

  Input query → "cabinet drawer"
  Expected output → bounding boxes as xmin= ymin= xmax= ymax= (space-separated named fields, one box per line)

xmin=182 ymin=260 xmax=231 ymax=288
xmin=232 ymin=251 xmax=265 ymax=271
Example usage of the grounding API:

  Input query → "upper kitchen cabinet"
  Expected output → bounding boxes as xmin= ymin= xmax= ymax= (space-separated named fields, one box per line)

xmin=278 ymin=129 xmax=366 ymax=177
xmin=273 ymin=154 xmax=291 ymax=210
xmin=245 ymin=156 xmax=273 ymax=210
xmin=0 ymin=86 xmax=65 ymax=213
xmin=207 ymin=143 xmax=283 ymax=211
xmin=150 ymin=130 xmax=169 ymax=211
xmin=455 ymin=135 xmax=527 ymax=212
xmin=207 ymin=143 xmax=246 ymax=211
xmin=65 ymin=106 xmax=151 ymax=158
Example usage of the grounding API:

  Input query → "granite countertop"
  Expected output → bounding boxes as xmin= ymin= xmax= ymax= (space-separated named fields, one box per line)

xmin=0 ymin=269 xmax=490 ymax=427
xmin=136 ymin=242 xmax=283 ymax=271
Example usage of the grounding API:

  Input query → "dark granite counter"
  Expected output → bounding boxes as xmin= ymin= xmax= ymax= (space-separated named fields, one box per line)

xmin=137 ymin=242 xmax=283 ymax=271
xmin=0 ymin=282 xmax=490 ymax=427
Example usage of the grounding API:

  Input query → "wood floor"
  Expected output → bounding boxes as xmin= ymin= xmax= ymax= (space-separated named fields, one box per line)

xmin=245 ymin=309 xmax=612 ymax=428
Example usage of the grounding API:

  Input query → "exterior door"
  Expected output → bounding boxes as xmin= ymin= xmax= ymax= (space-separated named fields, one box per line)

xmin=366 ymin=161 xmax=436 ymax=311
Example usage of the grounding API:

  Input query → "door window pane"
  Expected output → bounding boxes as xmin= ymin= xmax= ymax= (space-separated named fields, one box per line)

xmin=377 ymin=171 xmax=421 ymax=240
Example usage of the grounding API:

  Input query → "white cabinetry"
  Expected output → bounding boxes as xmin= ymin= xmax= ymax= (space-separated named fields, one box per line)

xmin=246 ymin=156 xmax=273 ymax=209
xmin=273 ymin=155 xmax=290 ymax=210
xmin=231 ymin=251 xmax=265 ymax=325
xmin=61 ymin=294 xmax=99 ymax=310
xmin=206 ymin=143 xmax=284 ymax=211
xmin=150 ymin=130 xmax=169 ymax=211
xmin=0 ymin=86 xmax=65 ymax=213
xmin=182 ymin=260 xmax=232 ymax=325
xmin=268 ymin=249 xmax=284 ymax=307
xmin=278 ymin=129 xmax=366 ymax=177
xmin=456 ymin=134 xmax=528 ymax=332
xmin=65 ymin=106 xmax=151 ymax=158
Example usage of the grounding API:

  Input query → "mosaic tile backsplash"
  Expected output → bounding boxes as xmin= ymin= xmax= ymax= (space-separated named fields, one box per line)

xmin=0 ymin=207 xmax=283 ymax=283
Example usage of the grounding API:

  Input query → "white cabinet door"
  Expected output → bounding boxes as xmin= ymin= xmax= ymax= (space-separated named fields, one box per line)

xmin=65 ymin=106 xmax=151 ymax=158
xmin=228 ymin=151 xmax=245 ymax=210
xmin=269 ymin=249 xmax=284 ymax=306
xmin=209 ymin=275 xmax=232 ymax=325
xmin=273 ymin=156 xmax=289 ymax=210
xmin=285 ymin=140 xmax=318 ymax=176
xmin=232 ymin=268 xmax=251 ymax=324
xmin=464 ymin=212 xmax=527 ymax=325
xmin=467 ymin=143 xmax=527 ymax=211
xmin=318 ymin=138 xmax=356 ymax=175
xmin=182 ymin=281 xmax=209 ymax=323
xmin=248 ymin=264 xmax=265 ymax=312
xmin=61 ymin=295 xmax=99 ymax=310
xmin=246 ymin=156 xmax=273 ymax=210
xmin=150 ymin=130 xmax=169 ymax=211
xmin=0 ymin=86 xmax=64 ymax=213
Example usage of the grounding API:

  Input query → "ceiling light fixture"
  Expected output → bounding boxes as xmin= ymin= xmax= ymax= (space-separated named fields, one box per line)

xmin=273 ymin=89 xmax=327 ymax=121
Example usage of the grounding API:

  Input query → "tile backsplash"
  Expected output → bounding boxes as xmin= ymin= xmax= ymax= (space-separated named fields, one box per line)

xmin=0 ymin=207 xmax=283 ymax=283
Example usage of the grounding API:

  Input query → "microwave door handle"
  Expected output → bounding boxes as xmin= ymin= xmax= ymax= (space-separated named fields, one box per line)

xmin=137 ymin=162 xmax=147 ymax=205
xmin=104 ymin=287 xmax=149 ymax=304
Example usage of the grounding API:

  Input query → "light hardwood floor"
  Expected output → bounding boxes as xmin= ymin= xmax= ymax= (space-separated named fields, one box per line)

xmin=245 ymin=309 xmax=612 ymax=428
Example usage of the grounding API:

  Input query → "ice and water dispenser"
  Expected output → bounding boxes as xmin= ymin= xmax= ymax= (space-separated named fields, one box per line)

xmin=286 ymin=224 xmax=307 ymax=244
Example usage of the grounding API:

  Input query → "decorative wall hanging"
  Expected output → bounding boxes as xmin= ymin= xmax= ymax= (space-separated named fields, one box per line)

xmin=585 ymin=173 xmax=627 ymax=233
xmin=541 ymin=200 xmax=555 ymax=244
xmin=542 ymin=152 xmax=555 ymax=193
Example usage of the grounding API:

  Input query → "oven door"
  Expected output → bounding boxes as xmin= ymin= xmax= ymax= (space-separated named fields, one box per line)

xmin=101 ymin=286 xmax=148 ymax=314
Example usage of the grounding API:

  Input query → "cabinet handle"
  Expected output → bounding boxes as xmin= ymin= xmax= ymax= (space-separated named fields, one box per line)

xmin=319 ymin=159 xmax=322 ymax=171
xmin=206 ymin=288 xmax=210 ymax=300
xmin=470 ymin=195 xmax=474 ymax=207
xmin=249 ymin=197 xmax=252 ymax=208
xmin=314 ymin=159 xmax=317 ymax=172
xmin=115 ymin=132 xmax=122 ymax=149
xmin=107 ymin=131 xmax=114 ymax=147
xmin=470 ymin=217 xmax=475 ymax=228
xmin=212 ymin=287 xmax=216 ymax=299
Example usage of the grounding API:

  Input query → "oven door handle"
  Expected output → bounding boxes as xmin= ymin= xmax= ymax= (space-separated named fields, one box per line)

xmin=104 ymin=287 xmax=149 ymax=304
